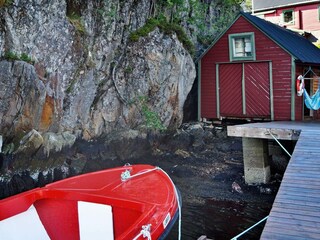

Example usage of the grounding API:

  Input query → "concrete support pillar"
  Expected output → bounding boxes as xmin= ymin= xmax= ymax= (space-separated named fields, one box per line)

xmin=242 ymin=137 xmax=270 ymax=184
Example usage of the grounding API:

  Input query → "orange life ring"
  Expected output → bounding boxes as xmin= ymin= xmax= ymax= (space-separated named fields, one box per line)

xmin=296 ymin=75 xmax=304 ymax=96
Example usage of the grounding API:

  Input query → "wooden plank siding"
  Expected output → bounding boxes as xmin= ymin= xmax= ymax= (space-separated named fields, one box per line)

xmin=200 ymin=15 xmax=300 ymax=121
xmin=200 ymin=56 xmax=217 ymax=118
xmin=227 ymin=121 xmax=320 ymax=240
xmin=264 ymin=3 xmax=320 ymax=32
xmin=219 ymin=63 xmax=243 ymax=117
xmin=245 ymin=62 xmax=270 ymax=117
xmin=200 ymin=27 xmax=230 ymax=118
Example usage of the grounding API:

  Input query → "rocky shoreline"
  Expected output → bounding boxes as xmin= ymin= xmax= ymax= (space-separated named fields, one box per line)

xmin=0 ymin=121 xmax=285 ymax=199
xmin=0 ymin=121 xmax=287 ymax=239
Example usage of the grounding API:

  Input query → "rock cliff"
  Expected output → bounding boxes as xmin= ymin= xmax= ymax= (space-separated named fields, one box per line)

xmin=0 ymin=0 xmax=242 ymax=196
xmin=0 ymin=0 xmax=195 ymax=144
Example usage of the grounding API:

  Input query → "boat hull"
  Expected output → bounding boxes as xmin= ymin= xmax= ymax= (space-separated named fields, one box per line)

xmin=0 ymin=164 xmax=179 ymax=240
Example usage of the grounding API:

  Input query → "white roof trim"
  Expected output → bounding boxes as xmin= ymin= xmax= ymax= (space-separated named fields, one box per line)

xmin=254 ymin=0 xmax=320 ymax=12
xmin=253 ymin=10 xmax=276 ymax=15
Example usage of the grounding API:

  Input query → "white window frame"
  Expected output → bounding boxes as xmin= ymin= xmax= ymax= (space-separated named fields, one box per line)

xmin=228 ymin=32 xmax=256 ymax=61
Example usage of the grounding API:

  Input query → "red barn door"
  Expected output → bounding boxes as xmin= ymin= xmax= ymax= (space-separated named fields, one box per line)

xmin=218 ymin=62 xmax=271 ymax=119
xmin=219 ymin=63 xmax=243 ymax=117
xmin=244 ymin=62 xmax=270 ymax=117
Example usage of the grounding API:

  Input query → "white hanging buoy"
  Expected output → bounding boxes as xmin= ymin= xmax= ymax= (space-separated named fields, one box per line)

xmin=296 ymin=75 xmax=305 ymax=97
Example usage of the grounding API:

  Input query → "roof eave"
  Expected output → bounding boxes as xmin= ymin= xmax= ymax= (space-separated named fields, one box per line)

xmin=242 ymin=15 xmax=287 ymax=48
xmin=240 ymin=13 xmax=310 ymax=64
xmin=295 ymin=59 xmax=320 ymax=66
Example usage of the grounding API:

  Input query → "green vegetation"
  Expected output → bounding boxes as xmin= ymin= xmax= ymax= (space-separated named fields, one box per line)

xmin=67 ymin=12 xmax=86 ymax=34
xmin=243 ymin=0 xmax=252 ymax=11
xmin=4 ymin=51 xmax=34 ymax=64
xmin=66 ymin=67 xmax=84 ymax=94
xmin=159 ymin=20 xmax=194 ymax=56
xmin=4 ymin=51 xmax=20 ymax=61
xmin=0 ymin=0 xmax=13 ymax=7
xmin=130 ymin=0 xmax=242 ymax=56
xmin=192 ymin=0 xmax=241 ymax=45
xmin=96 ymin=1 xmax=118 ymax=28
xmin=20 ymin=53 xmax=33 ymax=63
xmin=96 ymin=4 xmax=117 ymax=18
xmin=124 ymin=66 xmax=133 ymax=74
xmin=66 ymin=78 xmax=76 ymax=94
xmin=137 ymin=96 xmax=166 ymax=131
xmin=129 ymin=18 xmax=158 ymax=41
xmin=105 ymin=4 xmax=117 ymax=19
xmin=129 ymin=17 xmax=195 ymax=56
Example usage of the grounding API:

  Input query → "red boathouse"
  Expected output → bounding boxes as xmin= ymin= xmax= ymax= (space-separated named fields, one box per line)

xmin=198 ymin=11 xmax=320 ymax=121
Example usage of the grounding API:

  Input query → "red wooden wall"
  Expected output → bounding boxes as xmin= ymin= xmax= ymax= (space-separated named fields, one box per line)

xmin=200 ymin=15 xmax=300 ymax=120
xmin=264 ymin=3 xmax=320 ymax=32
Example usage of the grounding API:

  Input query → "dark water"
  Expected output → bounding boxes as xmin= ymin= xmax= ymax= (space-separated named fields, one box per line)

xmin=167 ymin=198 xmax=271 ymax=240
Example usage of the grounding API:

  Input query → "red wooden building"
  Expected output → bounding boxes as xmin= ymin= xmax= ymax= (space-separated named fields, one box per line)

xmin=253 ymin=0 xmax=320 ymax=42
xmin=198 ymin=11 xmax=320 ymax=121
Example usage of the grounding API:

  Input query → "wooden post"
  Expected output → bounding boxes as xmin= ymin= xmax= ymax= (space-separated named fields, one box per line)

xmin=242 ymin=138 xmax=270 ymax=184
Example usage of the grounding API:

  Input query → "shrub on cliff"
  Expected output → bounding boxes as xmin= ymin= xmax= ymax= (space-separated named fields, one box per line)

xmin=129 ymin=17 xmax=195 ymax=57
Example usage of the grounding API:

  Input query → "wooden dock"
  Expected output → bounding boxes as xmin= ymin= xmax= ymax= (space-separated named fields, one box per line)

xmin=228 ymin=121 xmax=320 ymax=239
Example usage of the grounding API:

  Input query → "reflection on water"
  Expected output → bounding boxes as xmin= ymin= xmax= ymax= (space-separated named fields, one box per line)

xmin=167 ymin=199 xmax=271 ymax=240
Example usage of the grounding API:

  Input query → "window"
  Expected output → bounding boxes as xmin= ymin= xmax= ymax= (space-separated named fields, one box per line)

xmin=282 ymin=9 xmax=294 ymax=24
xmin=228 ymin=32 xmax=255 ymax=61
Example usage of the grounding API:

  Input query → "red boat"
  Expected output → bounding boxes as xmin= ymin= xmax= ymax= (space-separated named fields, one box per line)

xmin=0 ymin=164 xmax=180 ymax=239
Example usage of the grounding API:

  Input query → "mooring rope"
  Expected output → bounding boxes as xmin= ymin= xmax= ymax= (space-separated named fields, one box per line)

xmin=121 ymin=167 xmax=158 ymax=182
xmin=266 ymin=130 xmax=292 ymax=158
xmin=132 ymin=224 xmax=152 ymax=240
xmin=231 ymin=216 xmax=269 ymax=240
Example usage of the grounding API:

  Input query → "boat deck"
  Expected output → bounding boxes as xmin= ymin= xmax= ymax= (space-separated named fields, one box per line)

xmin=228 ymin=121 xmax=320 ymax=239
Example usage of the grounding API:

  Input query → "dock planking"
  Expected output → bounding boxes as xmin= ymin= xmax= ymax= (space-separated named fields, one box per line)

xmin=228 ymin=121 xmax=320 ymax=240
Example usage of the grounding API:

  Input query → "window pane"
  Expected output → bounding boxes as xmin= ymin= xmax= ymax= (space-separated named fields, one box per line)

xmin=244 ymin=38 xmax=252 ymax=54
xmin=283 ymin=10 xmax=293 ymax=23
xmin=229 ymin=33 xmax=255 ymax=61
xmin=234 ymin=38 xmax=245 ymax=56
xmin=233 ymin=37 xmax=252 ymax=57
